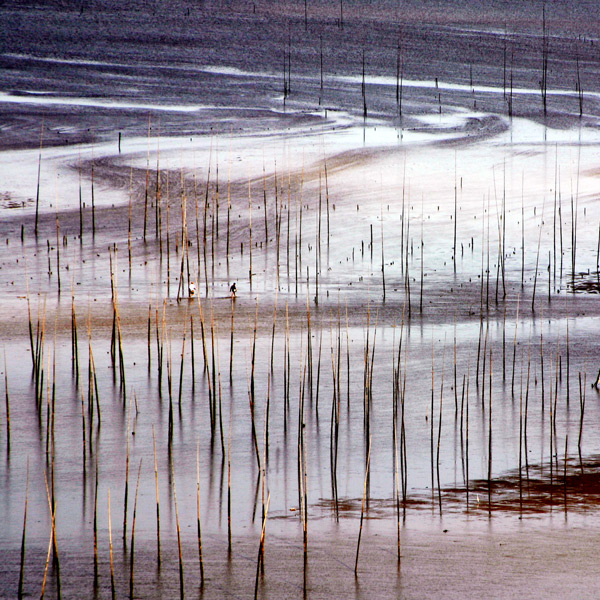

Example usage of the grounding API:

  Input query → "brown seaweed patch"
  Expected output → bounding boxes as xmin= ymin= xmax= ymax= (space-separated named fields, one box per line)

xmin=0 ymin=190 xmax=29 ymax=209
xmin=297 ymin=457 xmax=600 ymax=520
xmin=444 ymin=456 xmax=600 ymax=515
xmin=308 ymin=496 xmax=429 ymax=520
xmin=567 ymin=271 xmax=600 ymax=293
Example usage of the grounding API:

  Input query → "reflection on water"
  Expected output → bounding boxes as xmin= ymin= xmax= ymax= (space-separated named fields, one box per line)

xmin=3 ymin=1 xmax=600 ymax=598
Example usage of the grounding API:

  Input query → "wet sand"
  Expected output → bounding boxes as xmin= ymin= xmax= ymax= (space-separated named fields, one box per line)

xmin=3 ymin=1 xmax=600 ymax=598
xmin=4 ymin=518 xmax=600 ymax=599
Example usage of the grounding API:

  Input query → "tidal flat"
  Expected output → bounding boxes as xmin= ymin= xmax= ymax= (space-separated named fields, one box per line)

xmin=2 ymin=1 xmax=600 ymax=598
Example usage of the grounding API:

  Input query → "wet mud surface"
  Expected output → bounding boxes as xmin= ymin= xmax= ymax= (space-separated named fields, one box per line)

xmin=3 ymin=1 xmax=600 ymax=599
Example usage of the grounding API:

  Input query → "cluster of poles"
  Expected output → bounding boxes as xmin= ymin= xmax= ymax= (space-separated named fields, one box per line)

xmin=5 ymin=110 xmax=600 ymax=600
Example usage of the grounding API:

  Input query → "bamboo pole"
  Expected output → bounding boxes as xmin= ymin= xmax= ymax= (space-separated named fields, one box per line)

xmin=196 ymin=440 xmax=205 ymax=586
xmin=172 ymin=459 xmax=185 ymax=600
xmin=129 ymin=460 xmax=143 ymax=600
xmin=40 ymin=472 xmax=55 ymax=600
xmin=4 ymin=353 xmax=10 ymax=453
xmin=93 ymin=460 xmax=99 ymax=586
xmin=354 ymin=437 xmax=372 ymax=575
xmin=17 ymin=458 xmax=29 ymax=599
xmin=34 ymin=120 xmax=44 ymax=237
xmin=108 ymin=489 xmax=115 ymax=600
xmin=123 ymin=400 xmax=131 ymax=544
xmin=254 ymin=492 xmax=271 ymax=600
xmin=152 ymin=426 xmax=161 ymax=567
xmin=228 ymin=414 xmax=232 ymax=554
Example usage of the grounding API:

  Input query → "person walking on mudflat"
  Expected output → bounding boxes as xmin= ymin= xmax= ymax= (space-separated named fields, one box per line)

xmin=229 ymin=282 xmax=237 ymax=298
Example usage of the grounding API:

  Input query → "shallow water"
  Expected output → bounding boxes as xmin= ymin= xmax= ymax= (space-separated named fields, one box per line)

xmin=3 ymin=1 xmax=600 ymax=599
